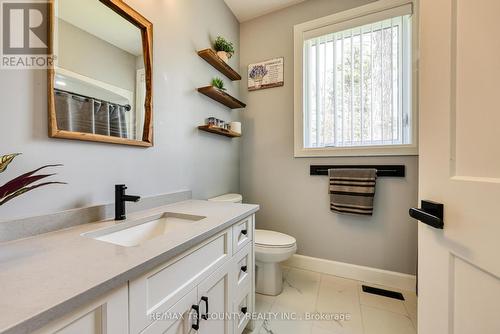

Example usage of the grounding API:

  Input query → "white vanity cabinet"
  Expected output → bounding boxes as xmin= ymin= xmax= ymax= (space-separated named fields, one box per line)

xmin=133 ymin=215 xmax=255 ymax=334
xmin=35 ymin=214 xmax=255 ymax=334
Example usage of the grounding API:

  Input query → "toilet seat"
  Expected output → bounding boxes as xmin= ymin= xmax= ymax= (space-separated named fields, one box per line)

xmin=255 ymin=230 xmax=296 ymax=249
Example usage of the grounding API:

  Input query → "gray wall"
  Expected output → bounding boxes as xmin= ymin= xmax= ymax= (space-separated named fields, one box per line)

xmin=58 ymin=19 xmax=137 ymax=92
xmin=239 ymin=0 xmax=418 ymax=274
xmin=0 ymin=0 xmax=241 ymax=221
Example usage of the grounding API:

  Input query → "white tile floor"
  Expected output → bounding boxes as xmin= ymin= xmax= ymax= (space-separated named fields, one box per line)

xmin=245 ymin=267 xmax=417 ymax=334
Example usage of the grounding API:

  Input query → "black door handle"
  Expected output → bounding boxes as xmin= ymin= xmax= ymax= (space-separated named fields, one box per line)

xmin=201 ymin=296 xmax=209 ymax=320
xmin=241 ymin=229 xmax=248 ymax=236
xmin=409 ymin=200 xmax=444 ymax=229
xmin=241 ymin=307 xmax=248 ymax=314
xmin=191 ymin=305 xmax=200 ymax=330
xmin=241 ymin=265 xmax=248 ymax=273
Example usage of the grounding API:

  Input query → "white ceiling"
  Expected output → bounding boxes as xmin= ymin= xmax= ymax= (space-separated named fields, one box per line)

xmin=223 ymin=0 xmax=307 ymax=22
xmin=57 ymin=0 xmax=143 ymax=56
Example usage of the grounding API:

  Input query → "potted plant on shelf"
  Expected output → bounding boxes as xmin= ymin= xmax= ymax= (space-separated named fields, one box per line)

xmin=249 ymin=64 xmax=268 ymax=89
xmin=214 ymin=36 xmax=235 ymax=63
xmin=211 ymin=77 xmax=226 ymax=91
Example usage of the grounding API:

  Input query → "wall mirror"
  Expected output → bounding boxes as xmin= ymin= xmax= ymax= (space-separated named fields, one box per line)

xmin=48 ymin=0 xmax=153 ymax=147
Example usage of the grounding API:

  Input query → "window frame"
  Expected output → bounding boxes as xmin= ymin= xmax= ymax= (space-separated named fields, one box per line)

xmin=293 ymin=0 xmax=418 ymax=157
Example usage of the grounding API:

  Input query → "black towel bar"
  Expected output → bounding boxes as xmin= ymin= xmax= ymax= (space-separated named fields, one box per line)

xmin=310 ymin=165 xmax=405 ymax=177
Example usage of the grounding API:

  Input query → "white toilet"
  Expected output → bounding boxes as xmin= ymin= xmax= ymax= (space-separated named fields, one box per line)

xmin=254 ymin=229 xmax=296 ymax=295
xmin=208 ymin=193 xmax=243 ymax=203
xmin=208 ymin=194 xmax=297 ymax=296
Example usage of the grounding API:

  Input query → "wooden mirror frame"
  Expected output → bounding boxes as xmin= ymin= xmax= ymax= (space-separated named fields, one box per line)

xmin=47 ymin=0 xmax=153 ymax=147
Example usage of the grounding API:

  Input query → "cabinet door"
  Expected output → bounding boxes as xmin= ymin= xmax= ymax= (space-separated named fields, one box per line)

xmin=197 ymin=261 xmax=233 ymax=334
xmin=33 ymin=285 xmax=128 ymax=334
xmin=141 ymin=287 xmax=199 ymax=334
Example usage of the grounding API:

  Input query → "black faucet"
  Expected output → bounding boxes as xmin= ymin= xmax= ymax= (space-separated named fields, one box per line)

xmin=115 ymin=185 xmax=140 ymax=220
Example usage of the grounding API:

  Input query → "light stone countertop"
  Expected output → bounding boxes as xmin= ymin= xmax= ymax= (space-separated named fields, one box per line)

xmin=0 ymin=200 xmax=259 ymax=334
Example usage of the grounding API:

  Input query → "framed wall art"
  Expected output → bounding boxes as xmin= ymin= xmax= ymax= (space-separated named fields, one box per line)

xmin=248 ymin=57 xmax=284 ymax=91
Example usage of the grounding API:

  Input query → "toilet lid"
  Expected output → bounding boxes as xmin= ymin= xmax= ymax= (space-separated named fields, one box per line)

xmin=208 ymin=193 xmax=243 ymax=203
xmin=255 ymin=230 xmax=296 ymax=248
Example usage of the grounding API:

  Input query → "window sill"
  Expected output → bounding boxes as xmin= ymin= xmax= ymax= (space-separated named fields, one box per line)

xmin=294 ymin=145 xmax=419 ymax=158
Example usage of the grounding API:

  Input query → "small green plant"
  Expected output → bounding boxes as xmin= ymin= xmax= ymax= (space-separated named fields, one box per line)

xmin=214 ymin=36 xmax=235 ymax=58
xmin=211 ymin=77 xmax=226 ymax=91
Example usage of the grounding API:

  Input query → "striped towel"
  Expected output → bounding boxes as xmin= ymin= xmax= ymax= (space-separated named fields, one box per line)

xmin=329 ymin=169 xmax=377 ymax=216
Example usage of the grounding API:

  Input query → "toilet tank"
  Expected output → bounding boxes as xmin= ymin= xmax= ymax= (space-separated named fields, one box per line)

xmin=208 ymin=193 xmax=243 ymax=203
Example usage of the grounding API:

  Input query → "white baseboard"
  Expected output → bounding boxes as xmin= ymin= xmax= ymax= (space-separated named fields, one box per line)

xmin=284 ymin=254 xmax=417 ymax=292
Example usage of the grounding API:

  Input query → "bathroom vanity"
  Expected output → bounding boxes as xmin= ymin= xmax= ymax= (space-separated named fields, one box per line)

xmin=0 ymin=200 xmax=258 ymax=334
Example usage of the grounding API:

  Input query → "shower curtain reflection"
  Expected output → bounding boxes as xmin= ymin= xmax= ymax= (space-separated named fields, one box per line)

xmin=54 ymin=89 xmax=129 ymax=138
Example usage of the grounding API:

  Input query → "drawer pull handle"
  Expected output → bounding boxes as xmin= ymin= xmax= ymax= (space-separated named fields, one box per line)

xmin=241 ymin=229 xmax=248 ymax=236
xmin=201 ymin=296 xmax=209 ymax=320
xmin=191 ymin=305 xmax=200 ymax=330
xmin=241 ymin=307 xmax=248 ymax=314
xmin=241 ymin=265 xmax=248 ymax=273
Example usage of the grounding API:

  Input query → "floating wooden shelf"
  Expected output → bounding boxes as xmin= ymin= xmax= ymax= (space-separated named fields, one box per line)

xmin=198 ymin=125 xmax=241 ymax=138
xmin=197 ymin=49 xmax=242 ymax=81
xmin=197 ymin=86 xmax=246 ymax=109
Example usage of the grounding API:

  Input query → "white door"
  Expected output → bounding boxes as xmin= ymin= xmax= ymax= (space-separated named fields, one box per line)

xmin=418 ymin=0 xmax=500 ymax=333
xmin=197 ymin=261 xmax=233 ymax=334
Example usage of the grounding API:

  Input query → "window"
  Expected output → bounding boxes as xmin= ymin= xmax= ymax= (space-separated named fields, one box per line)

xmin=294 ymin=1 xmax=417 ymax=157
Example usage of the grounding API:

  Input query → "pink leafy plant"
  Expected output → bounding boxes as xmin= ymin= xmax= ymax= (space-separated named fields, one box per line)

xmin=0 ymin=153 xmax=66 ymax=206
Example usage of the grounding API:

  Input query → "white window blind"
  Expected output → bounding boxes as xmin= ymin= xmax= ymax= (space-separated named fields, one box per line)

xmin=303 ymin=14 xmax=412 ymax=149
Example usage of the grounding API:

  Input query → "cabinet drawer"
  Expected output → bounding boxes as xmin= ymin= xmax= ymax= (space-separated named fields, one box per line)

xmin=234 ymin=289 xmax=252 ymax=334
xmin=129 ymin=229 xmax=231 ymax=334
xmin=233 ymin=243 xmax=252 ymax=297
xmin=232 ymin=216 xmax=253 ymax=255
xmin=141 ymin=288 xmax=198 ymax=334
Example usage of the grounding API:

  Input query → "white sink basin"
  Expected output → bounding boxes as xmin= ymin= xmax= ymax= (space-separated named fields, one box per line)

xmin=82 ymin=212 xmax=206 ymax=247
